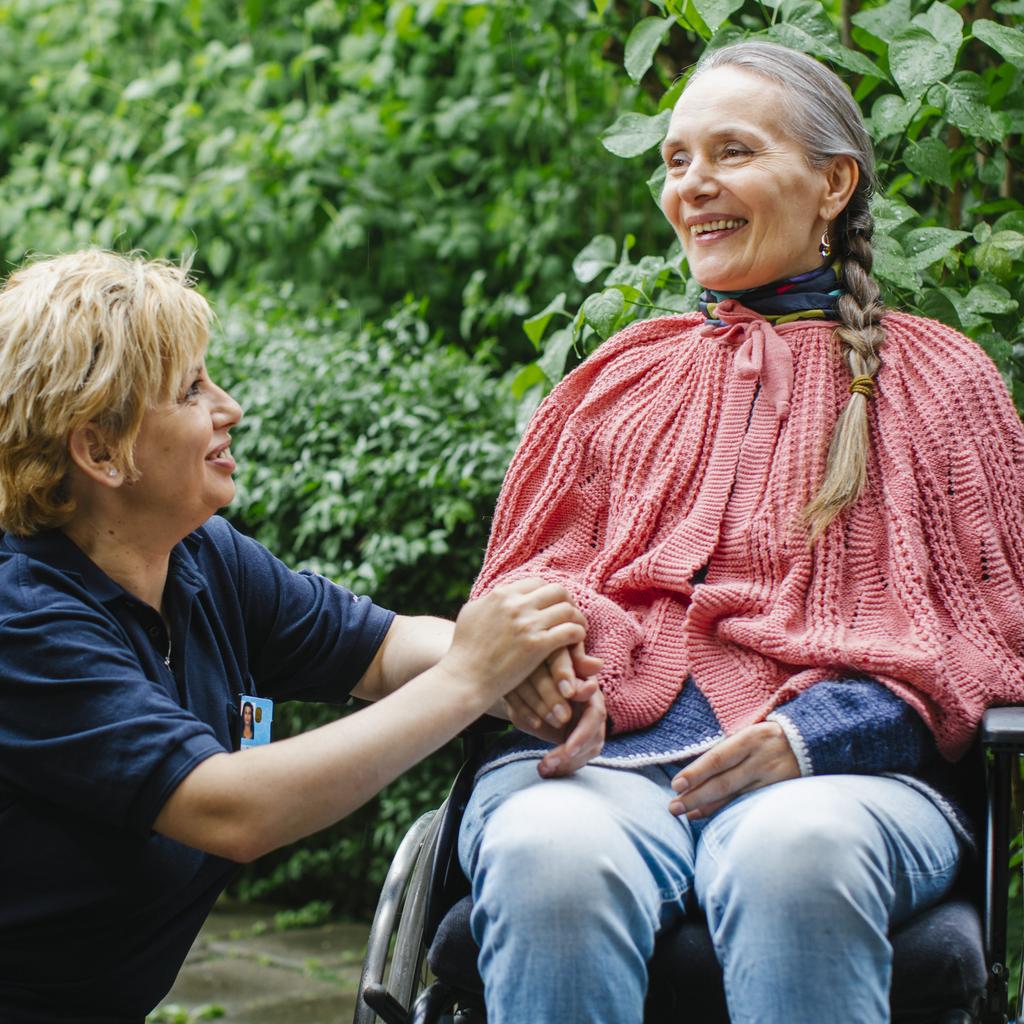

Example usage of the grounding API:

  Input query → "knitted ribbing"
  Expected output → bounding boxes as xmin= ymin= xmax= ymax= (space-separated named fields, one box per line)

xmin=473 ymin=309 xmax=1024 ymax=759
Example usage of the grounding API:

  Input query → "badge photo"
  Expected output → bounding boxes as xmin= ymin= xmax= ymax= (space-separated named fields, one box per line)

xmin=239 ymin=696 xmax=274 ymax=748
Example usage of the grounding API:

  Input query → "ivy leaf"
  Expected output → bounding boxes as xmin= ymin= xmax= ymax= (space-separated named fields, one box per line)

xmin=582 ymin=288 xmax=626 ymax=340
xmin=939 ymin=71 xmax=1001 ymax=142
xmin=889 ymin=27 xmax=956 ymax=99
xmin=964 ymin=282 xmax=1018 ymax=316
xmin=833 ymin=46 xmax=888 ymax=79
xmin=624 ymin=17 xmax=673 ymax=83
xmin=691 ymin=0 xmax=745 ymax=31
xmin=972 ymin=19 xmax=1024 ymax=64
xmin=911 ymin=2 xmax=963 ymax=60
xmin=572 ymin=236 xmax=618 ymax=284
xmin=869 ymin=93 xmax=917 ymax=140
xmin=523 ymin=292 xmax=568 ymax=348
xmin=993 ymin=0 xmax=1024 ymax=12
xmin=901 ymin=227 xmax=969 ymax=271
xmin=600 ymin=109 xmax=672 ymax=158
xmin=851 ymin=0 xmax=911 ymax=43
xmin=903 ymin=137 xmax=954 ymax=188
xmin=537 ymin=326 xmax=577 ymax=383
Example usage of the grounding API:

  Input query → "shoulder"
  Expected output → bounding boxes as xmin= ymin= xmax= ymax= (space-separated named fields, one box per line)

xmin=545 ymin=313 xmax=705 ymax=407
xmin=881 ymin=311 xmax=1006 ymax=386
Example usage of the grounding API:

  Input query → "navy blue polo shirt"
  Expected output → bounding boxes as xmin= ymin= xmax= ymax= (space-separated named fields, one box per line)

xmin=0 ymin=516 xmax=394 ymax=1022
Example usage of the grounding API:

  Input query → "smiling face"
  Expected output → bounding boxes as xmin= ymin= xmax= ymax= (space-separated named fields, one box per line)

xmin=126 ymin=361 xmax=243 ymax=535
xmin=660 ymin=66 xmax=841 ymax=293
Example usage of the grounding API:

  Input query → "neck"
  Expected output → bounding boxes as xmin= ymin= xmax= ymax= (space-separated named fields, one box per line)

xmin=62 ymin=515 xmax=175 ymax=614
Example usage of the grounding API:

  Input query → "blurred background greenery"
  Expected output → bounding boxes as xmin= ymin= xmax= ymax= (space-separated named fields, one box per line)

xmin=0 ymin=0 xmax=1020 ymax=916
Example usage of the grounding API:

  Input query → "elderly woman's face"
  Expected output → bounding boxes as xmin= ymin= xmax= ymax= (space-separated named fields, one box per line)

xmin=660 ymin=66 xmax=837 ymax=292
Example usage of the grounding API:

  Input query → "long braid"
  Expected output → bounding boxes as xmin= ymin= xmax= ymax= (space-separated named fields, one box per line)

xmin=802 ymin=188 xmax=886 ymax=540
xmin=693 ymin=41 xmax=886 ymax=543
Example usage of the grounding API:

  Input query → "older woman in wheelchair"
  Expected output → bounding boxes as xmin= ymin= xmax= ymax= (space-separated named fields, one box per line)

xmin=450 ymin=40 xmax=1024 ymax=1024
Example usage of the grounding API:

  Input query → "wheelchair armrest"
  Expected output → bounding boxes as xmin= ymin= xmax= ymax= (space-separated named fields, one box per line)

xmin=980 ymin=706 xmax=1024 ymax=751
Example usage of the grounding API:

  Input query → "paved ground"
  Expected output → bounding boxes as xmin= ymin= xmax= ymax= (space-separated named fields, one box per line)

xmin=151 ymin=900 xmax=370 ymax=1024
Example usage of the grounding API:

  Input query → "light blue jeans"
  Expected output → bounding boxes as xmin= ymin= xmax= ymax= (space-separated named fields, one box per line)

xmin=458 ymin=760 xmax=961 ymax=1024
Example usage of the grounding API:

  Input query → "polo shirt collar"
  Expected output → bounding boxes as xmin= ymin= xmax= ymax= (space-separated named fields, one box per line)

xmin=2 ymin=527 xmax=208 ymax=604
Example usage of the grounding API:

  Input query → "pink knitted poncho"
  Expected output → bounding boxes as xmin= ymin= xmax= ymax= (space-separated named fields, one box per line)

xmin=472 ymin=304 xmax=1024 ymax=759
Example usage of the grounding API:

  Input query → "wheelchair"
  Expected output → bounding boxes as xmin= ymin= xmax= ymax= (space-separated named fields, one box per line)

xmin=354 ymin=708 xmax=1024 ymax=1024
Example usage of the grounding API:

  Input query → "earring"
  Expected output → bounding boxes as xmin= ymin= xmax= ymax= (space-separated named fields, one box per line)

xmin=107 ymin=467 xmax=118 ymax=478
xmin=819 ymin=228 xmax=832 ymax=259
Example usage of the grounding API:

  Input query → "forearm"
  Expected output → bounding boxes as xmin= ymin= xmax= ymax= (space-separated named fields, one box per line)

xmin=155 ymin=660 xmax=491 ymax=861
xmin=352 ymin=614 xmax=454 ymax=701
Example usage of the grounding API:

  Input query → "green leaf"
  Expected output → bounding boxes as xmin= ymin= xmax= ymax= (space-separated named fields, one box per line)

xmin=624 ymin=17 xmax=673 ymax=83
xmin=511 ymin=362 xmax=547 ymax=400
xmin=872 ymin=235 xmax=920 ymax=291
xmin=851 ymin=0 xmax=912 ymax=43
xmin=940 ymin=71 xmax=1001 ymax=142
xmin=974 ymin=231 xmax=1024 ymax=280
xmin=582 ymin=288 xmax=626 ymax=340
xmin=647 ymin=163 xmax=667 ymax=206
xmin=206 ymin=237 xmax=232 ymax=277
xmin=523 ymin=293 xmax=568 ymax=348
xmin=537 ymin=326 xmax=577 ymax=384
xmin=903 ymin=137 xmax=954 ymax=188
xmin=869 ymin=93 xmax=917 ymax=140
xmin=964 ymin=282 xmax=1018 ymax=316
xmin=572 ymin=235 xmax=617 ymax=284
xmin=973 ymin=222 xmax=993 ymax=243
xmin=900 ymin=227 xmax=969 ymax=271
xmin=972 ymin=19 xmax=1024 ymax=64
xmin=691 ymin=0 xmax=744 ymax=32
xmin=919 ymin=287 xmax=962 ymax=330
xmin=767 ymin=0 xmax=842 ymax=61
xmin=911 ymin=2 xmax=963 ymax=59
xmin=593 ymin=0 xmax=611 ymax=13
xmin=123 ymin=77 xmax=157 ymax=101
xmin=600 ymin=109 xmax=672 ymax=158
xmin=993 ymin=0 xmax=1024 ymax=12
xmin=889 ymin=27 xmax=956 ymax=99
xmin=833 ymin=46 xmax=888 ymax=79
xmin=871 ymin=195 xmax=917 ymax=234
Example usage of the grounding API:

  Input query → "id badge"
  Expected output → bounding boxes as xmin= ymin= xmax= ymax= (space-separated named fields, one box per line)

xmin=239 ymin=696 xmax=274 ymax=748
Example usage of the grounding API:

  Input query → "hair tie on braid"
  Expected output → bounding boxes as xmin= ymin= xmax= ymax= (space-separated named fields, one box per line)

xmin=849 ymin=375 xmax=875 ymax=399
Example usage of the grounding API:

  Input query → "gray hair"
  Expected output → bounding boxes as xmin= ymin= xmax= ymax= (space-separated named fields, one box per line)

xmin=690 ymin=41 xmax=886 ymax=542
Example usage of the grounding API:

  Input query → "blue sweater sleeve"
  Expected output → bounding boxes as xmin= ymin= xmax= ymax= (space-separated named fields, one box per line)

xmin=767 ymin=679 xmax=935 ymax=776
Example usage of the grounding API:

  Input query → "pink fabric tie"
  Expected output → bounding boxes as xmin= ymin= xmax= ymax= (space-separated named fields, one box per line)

xmin=701 ymin=299 xmax=794 ymax=420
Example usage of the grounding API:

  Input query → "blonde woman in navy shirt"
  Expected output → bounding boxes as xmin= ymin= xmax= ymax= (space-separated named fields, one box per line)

xmin=0 ymin=250 xmax=604 ymax=1023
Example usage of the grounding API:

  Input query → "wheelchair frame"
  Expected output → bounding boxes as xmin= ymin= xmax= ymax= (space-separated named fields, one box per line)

xmin=355 ymin=707 xmax=1024 ymax=1024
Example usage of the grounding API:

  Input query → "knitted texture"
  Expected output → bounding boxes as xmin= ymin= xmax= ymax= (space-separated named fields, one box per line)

xmin=473 ymin=305 xmax=1024 ymax=759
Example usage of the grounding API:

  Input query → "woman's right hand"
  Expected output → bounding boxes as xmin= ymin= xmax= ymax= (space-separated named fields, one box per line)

xmin=439 ymin=578 xmax=587 ymax=703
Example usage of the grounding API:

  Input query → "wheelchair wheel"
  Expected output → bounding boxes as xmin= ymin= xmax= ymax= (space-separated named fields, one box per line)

xmin=354 ymin=804 xmax=447 ymax=1024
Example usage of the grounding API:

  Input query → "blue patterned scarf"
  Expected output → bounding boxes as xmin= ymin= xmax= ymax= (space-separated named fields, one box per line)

xmin=700 ymin=262 xmax=843 ymax=326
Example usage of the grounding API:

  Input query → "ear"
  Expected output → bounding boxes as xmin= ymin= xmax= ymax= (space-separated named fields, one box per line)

xmin=68 ymin=423 xmax=123 ymax=488
xmin=819 ymin=155 xmax=859 ymax=222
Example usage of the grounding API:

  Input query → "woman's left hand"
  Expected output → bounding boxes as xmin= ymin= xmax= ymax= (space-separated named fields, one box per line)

xmin=668 ymin=721 xmax=799 ymax=820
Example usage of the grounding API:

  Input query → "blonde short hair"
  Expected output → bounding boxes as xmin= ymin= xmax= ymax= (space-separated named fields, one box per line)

xmin=0 ymin=250 xmax=211 ymax=535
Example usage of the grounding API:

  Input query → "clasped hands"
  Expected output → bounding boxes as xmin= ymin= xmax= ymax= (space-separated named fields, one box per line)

xmin=501 ymin=605 xmax=799 ymax=813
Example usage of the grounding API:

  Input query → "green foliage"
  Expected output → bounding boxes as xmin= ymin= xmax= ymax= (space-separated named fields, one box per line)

xmin=210 ymin=295 xmax=516 ymax=615
xmin=207 ymin=293 xmax=510 ymax=912
xmin=0 ymin=0 xmax=656 ymax=362
xmin=525 ymin=0 xmax=1024 ymax=412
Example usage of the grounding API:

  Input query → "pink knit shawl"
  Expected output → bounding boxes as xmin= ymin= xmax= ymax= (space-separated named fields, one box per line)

xmin=472 ymin=306 xmax=1024 ymax=759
